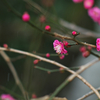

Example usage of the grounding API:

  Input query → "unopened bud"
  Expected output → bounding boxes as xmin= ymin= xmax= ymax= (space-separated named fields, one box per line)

xmin=82 ymin=51 xmax=90 ymax=58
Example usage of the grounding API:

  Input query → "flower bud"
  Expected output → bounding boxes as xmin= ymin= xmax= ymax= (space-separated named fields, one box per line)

xmin=22 ymin=12 xmax=30 ymax=22
xmin=59 ymin=55 xmax=65 ymax=59
xmin=3 ymin=44 xmax=8 ymax=48
xmin=45 ymin=25 xmax=51 ymax=32
xmin=82 ymin=51 xmax=90 ymax=58
xmin=46 ymin=53 xmax=50 ymax=58
xmin=33 ymin=59 xmax=39 ymax=65
xmin=59 ymin=67 xmax=64 ymax=73
xmin=63 ymin=41 xmax=69 ymax=46
xmin=32 ymin=94 xmax=37 ymax=98
xmin=72 ymin=31 xmax=77 ymax=36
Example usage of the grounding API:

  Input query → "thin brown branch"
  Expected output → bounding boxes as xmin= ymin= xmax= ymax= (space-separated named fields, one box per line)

xmin=59 ymin=19 xmax=100 ymax=38
xmin=2 ymin=0 xmax=96 ymax=48
xmin=0 ymin=47 xmax=100 ymax=99
xmin=67 ymin=58 xmax=100 ymax=82
xmin=30 ymin=95 xmax=67 ymax=100
xmin=77 ymin=87 xmax=100 ymax=100
xmin=0 ymin=51 xmax=27 ymax=100
xmin=49 ymin=58 xmax=100 ymax=100
xmin=24 ymin=0 xmax=100 ymax=38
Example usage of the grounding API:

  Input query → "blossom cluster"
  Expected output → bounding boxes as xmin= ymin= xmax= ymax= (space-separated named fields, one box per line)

xmin=96 ymin=38 xmax=100 ymax=51
xmin=73 ymin=0 xmax=100 ymax=25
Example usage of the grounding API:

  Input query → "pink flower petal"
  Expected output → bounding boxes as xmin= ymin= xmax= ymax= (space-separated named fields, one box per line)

xmin=53 ymin=40 xmax=67 ymax=54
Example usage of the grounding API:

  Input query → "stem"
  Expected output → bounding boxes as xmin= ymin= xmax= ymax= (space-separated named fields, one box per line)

xmin=77 ymin=87 xmax=100 ymax=100
xmin=1 ymin=0 xmax=96 ymax=48
xmin=49 ymin=80 xmax=69 ymax=100
xmin=35 ymin=66 xmax=79 ymax=73
xmin=49 ymin=58 xmax=100 ymax=100
xmin=0 ymin=47 xmax=100 ymax=99
xmin=0 ymin=51 xmax=28 ymax=100
xmin=90 ymin=50 xmax=100 ymax=58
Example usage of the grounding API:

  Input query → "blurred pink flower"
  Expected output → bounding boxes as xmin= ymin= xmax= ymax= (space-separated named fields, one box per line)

xmin=88 ymin=7 xmax=100 ymax=25
xmin=84 ymin=0 xmax=94 ymax=9
xmin=96 ymin=38 xmax=100 ymax=51
xmin=53 ymin=40 xmax=67 ymax=54
xmin=1 ymin=94 xmax=15 ymax=100
xmin=73 ymin=0 xmax=83 ymax=3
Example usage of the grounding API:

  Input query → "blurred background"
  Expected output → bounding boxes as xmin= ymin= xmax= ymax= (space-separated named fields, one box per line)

xmin=0 ymin=0 xmax=100 ymax=100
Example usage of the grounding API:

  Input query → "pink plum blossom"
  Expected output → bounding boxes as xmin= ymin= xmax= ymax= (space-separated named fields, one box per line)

xmin=96 ymin=38 xmax=100 ymax=51
xmin=88 ymin=7 xmax=100 ymax=25
xmin=73 ymin=0 xmax=83 ymax=3
xmin=84 ymin=0 xmax=94 ymax=9
xmin=1 ymin=94 xmax=15 ymax=100
xmin=53 ymin=40 xmax=67 ymax=54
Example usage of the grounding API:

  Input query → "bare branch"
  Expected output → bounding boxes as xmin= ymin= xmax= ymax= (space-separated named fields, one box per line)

xmin=49 ymin=58 xmax=100 ymax=100
xmin=30 ymin=95 xmax=68 ymax=100
xmin=0 ymin=47 xmax=100 ymax=99
xmin=0 ymin=51 xmax=28 ymax=100
xmin=77 ymin=87 xmax=100 ymax=100
xmin=24 ymin=0 xmax=100 ymax=38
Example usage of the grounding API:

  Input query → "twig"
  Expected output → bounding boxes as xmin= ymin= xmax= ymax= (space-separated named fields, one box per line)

xmin=1 ymin=0 xmax=97 ymax=48
xmin=49 ymin=58 xmax=100 ymax=100
xmin=11 ymin=55 xmax=26 ymax=62
xmin=0 ymin=47 xmax=100 ymax=99
xmin=0 ymin=51 xmax=27 ymax=100
xmin=59 ymin=19 xmax=100 ymax=38
xmin=30 ymin=95 xmax=68 ymax=100
xmin=35 ymin=66 xmax=62 ymax=73
xmin=77 ymin=87 xmax=100 ymax=100
xmin=33 ymin=52 xmax=68 ymax=57
xmin=35 ymin=66 xmax=79 ymax=73
xmin=24 ymin=0 xmax=100 ymax=38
